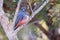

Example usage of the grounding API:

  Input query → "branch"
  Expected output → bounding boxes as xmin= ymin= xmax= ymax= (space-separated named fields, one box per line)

xmin=30 ymin=0 xmax=49 ymax=20
xmin=0 ymin=0 xmax=4 ymax=17
xmin=12 ymin=0 xmax=22 ymax=29
xmin=13 ymin=0 xmax=50 ymax=34
xmin=34 ymin=22 xmax=53 ymax=38
xmin=0 ymin=0 xmax=10 ymax=33
xmin=0 ymin=0 xmax=19 ymax=40
xmin=27 ymin=0 xmax=33 ymax=13
xmin=0 ymin=0 xmax=3 ymax=10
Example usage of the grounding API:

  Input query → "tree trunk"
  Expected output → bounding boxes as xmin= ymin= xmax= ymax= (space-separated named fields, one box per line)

xmin=0 ymin=0 xmax=19 ymax=40
xmin=0 ymin=0 xmax=49 ymax=40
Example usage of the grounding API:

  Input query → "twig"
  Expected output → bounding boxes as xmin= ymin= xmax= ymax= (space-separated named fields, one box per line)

xmin=14 ymin=0 xmax=50 ymax=34
xmin=12 ymin=0 xmax=22 ymax=29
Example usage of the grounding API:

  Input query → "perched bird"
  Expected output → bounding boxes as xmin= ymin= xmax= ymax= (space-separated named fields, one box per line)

xmin=14 ymin=6 xmax=29 ymax=30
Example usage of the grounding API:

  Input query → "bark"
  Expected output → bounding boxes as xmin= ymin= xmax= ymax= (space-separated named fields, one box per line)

xmin=14 ymin=0 xmax=50 ymax=34
xmin=0 ymin=0 xmax=49 ymax=40
xmin=34 ymin=22 xmax=53 ymax=38
xmin=0 ymin=0 xmax=21 ymax=40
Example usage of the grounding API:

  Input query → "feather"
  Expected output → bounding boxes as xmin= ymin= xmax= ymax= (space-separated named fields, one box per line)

xmin=14 ymin=6 xmax=29 ymax=30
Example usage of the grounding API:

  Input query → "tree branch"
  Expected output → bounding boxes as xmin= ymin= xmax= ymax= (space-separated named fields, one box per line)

xmin=14 ymin=0 xmax=50 ymax=34
xmin=34 ymin=22 xmax=53 ymax=38
xmin=0 ymin=0 xmax=19 ymax=40
xmin=0 ymin=0 xmax=3 ymax=10
xmin=12 ymin=0 xmax=22 ymax=29
xmin=0 ymin=0 xmax=50 ymax=40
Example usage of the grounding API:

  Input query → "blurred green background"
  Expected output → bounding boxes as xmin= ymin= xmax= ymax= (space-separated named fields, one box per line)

xmin=0 ymin=0 xmax=60 ymax=40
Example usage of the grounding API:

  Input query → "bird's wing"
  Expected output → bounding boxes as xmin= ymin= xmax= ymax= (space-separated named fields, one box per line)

xmin=15 ymin=13 xmax=23 ymax=27
xmin=16 ymin=15 xmax=29 ymax=27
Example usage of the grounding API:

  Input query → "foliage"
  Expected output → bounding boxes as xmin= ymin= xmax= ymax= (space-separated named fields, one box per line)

xmin=1 ymin=0 xmax=60 ymax=40
xmin=57 ymin=0 xmax=60 ymax=4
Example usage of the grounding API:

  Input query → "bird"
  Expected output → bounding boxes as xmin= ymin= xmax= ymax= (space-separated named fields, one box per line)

xmin=14 ymin=6 xmax=29 ymax=30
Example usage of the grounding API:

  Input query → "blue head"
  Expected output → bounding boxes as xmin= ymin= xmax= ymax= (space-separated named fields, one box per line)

xmin=21 ymin=6 xmax=27 ymax=11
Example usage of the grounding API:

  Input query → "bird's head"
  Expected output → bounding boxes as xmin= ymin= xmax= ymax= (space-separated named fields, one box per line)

xmin=21 ymin=6 xmax=27 ymax=11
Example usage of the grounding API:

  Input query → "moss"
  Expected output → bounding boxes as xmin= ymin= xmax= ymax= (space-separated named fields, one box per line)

xmin=57 ymin=0 xmax=60 ymax=4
